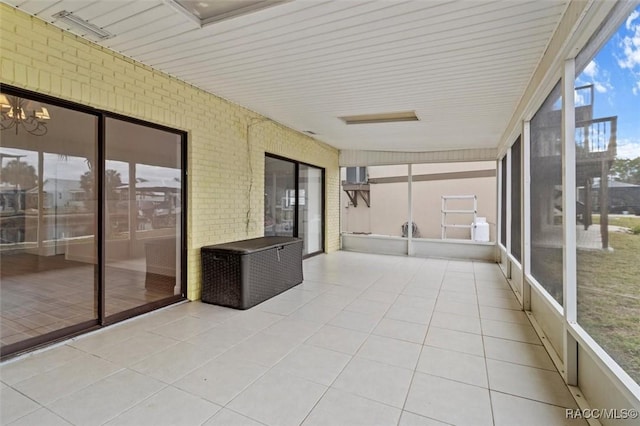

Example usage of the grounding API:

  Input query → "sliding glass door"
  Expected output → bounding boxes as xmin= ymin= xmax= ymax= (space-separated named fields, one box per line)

xmin=0 ymin=90 xmax=99 ymax=352
xmin=0 ymin=86 xmax=186 ymax=357
xmin=104 ymin=117 xmax=183 ymax=319
xmin=264 ymin=155 xmax=324 ymax=256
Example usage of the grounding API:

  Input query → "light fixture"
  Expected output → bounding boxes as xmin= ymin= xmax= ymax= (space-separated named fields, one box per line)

xmin=339 ymin=111 xmax=420 ymax=125
xmin=0 ymin=95 xmax=51 ymax=136
xmin=169 ymin=0 xmax=291 ymax=27
xmin=52 ymin=11 xmax=114 ymax=40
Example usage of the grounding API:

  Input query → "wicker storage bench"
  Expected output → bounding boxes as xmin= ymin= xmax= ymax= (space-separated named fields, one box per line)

xmin=201 ymin=236 xmax=303 ymax=309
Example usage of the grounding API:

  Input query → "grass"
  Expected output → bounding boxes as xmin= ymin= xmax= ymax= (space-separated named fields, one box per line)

xmin=592 ymin=214 xmax=640 ymax=229
xmin=576 ymin=216 xmax=640 ymax=383
xmin=530 ymin=216 xmax=640 ymax=383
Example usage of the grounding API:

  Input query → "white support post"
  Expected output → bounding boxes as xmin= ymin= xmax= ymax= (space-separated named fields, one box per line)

xmin=563 ymin=58 xmax=578 ymax=386
xmin=506 ymin=148 xmax=512 ymax=257
xmin=523 ymin=121 xmax=532 ymax=311
xmin=407 ymin=164 xmax=414 ymax=256
xmin=497 ymin=158 xmax=502 ymax=248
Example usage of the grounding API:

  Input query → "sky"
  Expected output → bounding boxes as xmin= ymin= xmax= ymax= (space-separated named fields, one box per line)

xmin=575 ymin=6 xmax=640 ymax=160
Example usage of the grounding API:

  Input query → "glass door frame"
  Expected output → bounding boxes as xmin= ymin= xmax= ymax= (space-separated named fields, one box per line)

xmin=101 ymin=111 xmax=188 ymax=325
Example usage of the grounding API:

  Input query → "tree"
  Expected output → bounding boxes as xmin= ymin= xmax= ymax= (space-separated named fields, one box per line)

xmin=611 ymin=157 xmax=640 ymax=185
xmin=0 ymin=159 xmax=38 ymax=189
xmin=79 ymin=169 xmax=123 ymax=235
xmin=79 ymin=169 xmax=123 ymax=201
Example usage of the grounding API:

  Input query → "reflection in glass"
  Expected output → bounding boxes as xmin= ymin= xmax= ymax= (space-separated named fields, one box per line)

xmin=298 ymin=165 xmax=322 ymax=255
xmin=104 ymin=118 xmax=182 ymax=317
xmin=576 ymin=7 xmax=640 ymax=384
xmin=530 ymin=83 xmax=563 ymax=305
xmin=264 ymin=157 xmax=295 ymax=237
xmin=0 ymin=93 xmax=98 ymax=348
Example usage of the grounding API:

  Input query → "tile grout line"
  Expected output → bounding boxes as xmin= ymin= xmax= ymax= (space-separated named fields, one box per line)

xmin=298 ymin=257 xmax=420 ymax=425
xmin=215 ymin=258 xmax=400 ymax=424
xmin=397 ymin=259 xmax=449 ymax=426
xmin=475 ymin=261 xmax=499 ymax=426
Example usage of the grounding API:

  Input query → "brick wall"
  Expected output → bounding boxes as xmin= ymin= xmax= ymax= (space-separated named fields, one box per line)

xmin=0 ymin=4 xmax=340 ymax=300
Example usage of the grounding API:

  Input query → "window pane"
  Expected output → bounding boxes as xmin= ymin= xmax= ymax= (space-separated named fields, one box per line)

xmin=341 ymin=165 xmax=407 ymax=237
xmin=510 ymin=137 xmax=522 ymax=261
xmin=576 ymin=7 xmax=640 ymax=384
xmin=264 ymin=156 xmax=295 ymax=237
xmin=0 ymin=93 xmax=98 ymax=348
xmin=104 ymin=118 xmax=183 ymax=317
xmin=530 ymin=83 xmax=563 ymax=305
xmin=298 ymin=164 xmax=322 ymax=255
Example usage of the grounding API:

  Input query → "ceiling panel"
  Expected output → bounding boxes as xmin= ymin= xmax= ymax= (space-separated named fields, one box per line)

xmin=89 ymin=1 xmax=164 ymax=27
xmin=2 ymin=0 xmax=571 ymax=153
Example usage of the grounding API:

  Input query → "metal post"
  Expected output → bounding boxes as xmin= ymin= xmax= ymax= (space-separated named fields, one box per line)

xmin=523 ymin=121 xmax=532 ymax=311
xmin=562 ymin=58 xmax=578 ymax=386
xmin=506 ymin=148 xmax=512 ymax=256
xmin=407 ymin=164 xmax=413 ymax=256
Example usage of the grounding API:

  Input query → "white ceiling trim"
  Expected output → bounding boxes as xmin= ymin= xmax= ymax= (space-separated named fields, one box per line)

xmin=340 ymin=148 xmax=498 ymax=167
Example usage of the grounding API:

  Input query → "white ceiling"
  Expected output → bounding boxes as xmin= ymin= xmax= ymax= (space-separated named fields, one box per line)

xmin=4 ymin=0 xmax=569 ymax=153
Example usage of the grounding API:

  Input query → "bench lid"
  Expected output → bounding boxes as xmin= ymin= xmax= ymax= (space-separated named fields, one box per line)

xmin=202 ymin=236 xmax=301 ymax=254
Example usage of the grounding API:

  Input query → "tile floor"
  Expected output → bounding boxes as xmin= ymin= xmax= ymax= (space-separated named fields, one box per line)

xmin=1 ymin=251 xmax=588 ymax=426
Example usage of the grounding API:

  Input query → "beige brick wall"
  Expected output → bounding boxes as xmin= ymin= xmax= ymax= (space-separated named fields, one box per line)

xmin=0 ymin=4 xmax=340 ymax=300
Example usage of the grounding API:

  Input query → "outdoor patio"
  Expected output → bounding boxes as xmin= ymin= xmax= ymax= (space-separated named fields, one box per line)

xmin=0 ymin=251 xmax=585 ymax=426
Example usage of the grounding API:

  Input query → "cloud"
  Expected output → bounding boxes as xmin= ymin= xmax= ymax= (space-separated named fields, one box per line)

xmin=594 ymin=82 xmax=609 ymax=93
xmin=616 ymin=138 xmax=640 ymax=159
xmin=583 ymin=60 xmax=597 ymax=78
xmin=618 ymin=10 xmax=640 ymax=70
xmin=577 ymin=60 xmax=613 ymax=94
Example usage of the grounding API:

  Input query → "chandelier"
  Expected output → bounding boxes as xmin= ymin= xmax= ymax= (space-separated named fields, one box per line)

xmin=0 ymin=94 xmax=50 ymax=136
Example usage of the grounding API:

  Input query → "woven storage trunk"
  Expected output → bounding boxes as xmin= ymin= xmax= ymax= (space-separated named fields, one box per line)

xmin=201 ymin=236 xmax=303 ymax=309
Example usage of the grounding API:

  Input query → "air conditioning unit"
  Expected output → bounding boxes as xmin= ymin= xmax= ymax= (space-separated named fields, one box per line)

xmin=346 ymin=167 xmax=367 ymax=184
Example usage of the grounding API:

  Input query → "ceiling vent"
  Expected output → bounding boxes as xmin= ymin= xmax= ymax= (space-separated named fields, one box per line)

xmin=170 ymin=0 xmax=290 ymax=27
xmin=339 ymin=111 xmax=419 ymax=125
